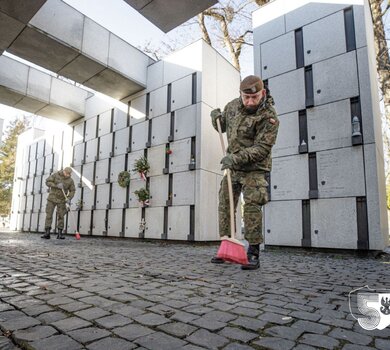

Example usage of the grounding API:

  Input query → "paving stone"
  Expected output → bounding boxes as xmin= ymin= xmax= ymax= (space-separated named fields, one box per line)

xmin=157 ymin=322 xmax=197 ymax=338
xmin=51 ymin=317 xmax=92 ymax=332
xmin=113 ymin=324 xmax=155 ymax=341
xmin=289 ymin=311 xmax=321 ymax=322
xmin=300 ymin=334 xmax=340 ymax=349
xmin=0 ymin=316 xmax=41 ymax=331
xmin=376 ymin=338 xmax=390 ymax=350
xmin=182 ymin=345 xmax=207 ymax=350
xmin=258 ymin=312 xmax=294 ymax=325
xmin=253 ymin=337 xmax=295 ymax=350
xmin=0 ymin=335 xmax=18 ymax=350
xmin=183 ymin=306 xmax=214 ymax=315
xmin=111 ymin=305 xmax=146 ymax=318
xmin=230 ymin=306 xmax=262 ymax=317
xmin=0 ymin=304 xmax=14 ymax=313
xmin=342 ymin=345 xmax=376 ymax=350
xmin=171 ymin=311 xmax=200 ymax=323
xmin=291 ymin=320 xmax=330 ymax=334
xmin=133 ymin=312 xmax=170 ymax=326
xmin=47 ymin=296 xmax=75 ymax=306
xmin=292 ymin=344 xmax=317 ymax=350
xmin=67 ymin=327 xmax=111 ymax=344
xmin=265 ymin=325 xmax=304 ymax=341
xmin=22 ymin=304 xmax=53 ymax=316
xmin=13 ymin=325 xmax=57 ymax=342
xmin=95 ymin=314 xmax=132 ymax=328
xmin=79 ymin=296 xmax=118 ymax=309
xmin=186 ymin=329 xmax=229 ymax=349
xmin=230 ymin=316 xmax=267 ymax=331
xmin=30 ymin=334 xmax=83 ymax=350
xmin=0 ymin=311 xmax=25 ymax=321
xmin=36 ymin=311 xmax=68 ymax=324
xmin=75 ymin=307 xmax=111 ymax=321
xmin=67 ymin=291 xmax=94 ymax=299
xmin=218 ymin=326 xmax=257 ymax=342
xmin=190 ymin=316 xmax=226 ymax=331
xmin=329 ymin=328 xmax=372 ymax=346
xmin=222 ymin=343 xmax=254 ymax=350
xmin=162 ymin=300 xmax=189 ymax=309
xmin=135 ymin=331 xmax=187 ymax=350
xmin=207 ymin=302 xmax=234 ymax=311
xmin=86 ymin=337 xmax=137 ymax=350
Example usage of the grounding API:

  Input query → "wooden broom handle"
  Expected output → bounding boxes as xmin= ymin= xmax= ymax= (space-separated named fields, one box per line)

xmin=216 ymin=117 xmax=236 ymax=240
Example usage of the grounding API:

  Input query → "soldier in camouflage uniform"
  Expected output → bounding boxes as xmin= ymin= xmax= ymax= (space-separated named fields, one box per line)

xmin=41 ymin=167 xmax=75 ymax=240
xmin=210 ymin=75 xmax=279 ymax=270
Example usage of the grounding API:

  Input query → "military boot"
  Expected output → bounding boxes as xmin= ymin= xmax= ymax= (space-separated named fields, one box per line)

xmin=241 ymin=244 xmax=260 ymax=270
xmin=56 ymin=229 xmax=65 ymax=240
xmin=41 ymin=228 xmax=50 ymax=239
xmin=210 ymin=256 xmax=225 ymax=264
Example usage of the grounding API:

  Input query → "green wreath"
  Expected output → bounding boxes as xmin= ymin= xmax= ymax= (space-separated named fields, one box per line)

xmin=118 ymin=171 xmax=131 ymax=188
xmin=134 ymin=187 xmax=149 ymax=202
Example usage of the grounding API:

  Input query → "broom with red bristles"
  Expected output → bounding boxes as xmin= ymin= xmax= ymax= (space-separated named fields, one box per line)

xmin=62 ymin=189 xmax=81 ymax=239
xmin=215 ymin=117 xmax=249 ymax=265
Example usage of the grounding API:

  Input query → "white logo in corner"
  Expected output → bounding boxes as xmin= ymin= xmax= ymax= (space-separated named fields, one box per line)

xmin=349 ymin=285 xmax=390 ymax=330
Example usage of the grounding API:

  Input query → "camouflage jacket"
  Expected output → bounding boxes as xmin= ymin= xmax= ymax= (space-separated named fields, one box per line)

xmin=46 ymin=171 xmax=76 ymax=204
xmin=212 ymin=95 xmax=279 ymax=172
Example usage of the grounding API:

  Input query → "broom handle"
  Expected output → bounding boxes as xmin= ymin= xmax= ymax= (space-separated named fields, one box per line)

xmin=216 ymin=118 xmax=236 ymax=240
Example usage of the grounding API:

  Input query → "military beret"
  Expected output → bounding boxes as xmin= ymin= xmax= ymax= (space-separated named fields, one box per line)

xmin=63 ymin=167 xmax=72 ymax=174
xmin=240 ymin=75 xmax=264 ymax=94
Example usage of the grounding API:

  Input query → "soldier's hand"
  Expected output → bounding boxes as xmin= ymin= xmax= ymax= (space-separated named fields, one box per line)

xmin=210 ymin=108 xmax=222 ymax=123
xmin=57 ymin=183 xmax=64 ymax=190
xmin=220 ymin=155 xmax=234 ymax=171
xmin=65 ymin=203 xmax=70 ymax=211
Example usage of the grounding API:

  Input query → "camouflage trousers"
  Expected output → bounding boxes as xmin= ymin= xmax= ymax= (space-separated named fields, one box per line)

xmin=218 ymin=170 xmax=269 ymax=245
xmin=45 ymin=200 xmax=67 ymax=230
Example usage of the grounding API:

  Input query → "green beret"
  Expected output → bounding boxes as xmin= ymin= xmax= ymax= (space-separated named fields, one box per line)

xmin=240 ymin=75 xmax=264 ymax=94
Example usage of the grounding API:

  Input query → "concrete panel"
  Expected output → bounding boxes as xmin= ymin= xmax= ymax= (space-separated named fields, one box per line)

xmin=124 ymin=208 xmax=142 ymax=238
xmin=145 ymin=207 xmax=164 ymax=239
xmin=271 ymin=154 xmax=309 ymax=200
xmin=149 ymin=175 xmax=168 ymax=207
xmin=44 ymin=134 xmax=54 ymax=156
xmin=62 ymin=145 xmax=73 ymax=170
xmin=85 ymin=117 xmax=97 ymax=142
xmin=38 ymin=212 xmax=46 ymax=232
xmin=264 ymin=200 xmax=302 ymax=246
xmin=92 ymin=209 xmax=107 ymax=236
xmin=170 ymin=138 xmax=192 ymax=173
xmin=95 ymin=159 xmax=109 ymax=185
xmin=52 ymin=153 xmax=61 ymax=172
xmin=174 ymin=104 xmax=197 ymax=141
xmin=303 ymin=11 xmax=346 ymax=66
xmin=110 ymin=155 xmax=126 ymax=182
xmin=27 ymin=68 xmax=51 ymax=103
xmin=354 ymin=5 xmax=366 ymax=49
xmin=151 ymin=113 xmax=170 ymax=146
xmin=311 ymin=198 xmax=357 ymax=249
xmin=99 ymin=133 xmax=113 ymax=160
xmin=131 ymin=121 xmax=148 ymax=151
xmin=172 ymin=172 xmax=195 ymax=206
xmin=72 ymin=142 xmax=85 ymax=166
xmin=114 ymin=127 xmax=130 ymax=156
xmin=66 ymin=210 xmax=78 ymax=235
xmin=79 ymin=210 xmax=91 ymax=235
xmin=307 ymin=100 xmax=352 ymax=152
xmin=63 ymin=127 xmax=73 ymax=150
xmin=0 ymin=12 xmax=24 ymax=52
xmin=82 ymin=186 xmax=95 ymax=210
xmin=98 ymin=110 xmax=112 ymax=137
xmin=30 ymin=213 xmax=38 ymax=232
xmin=253 ymin=14 xmax=285 ymax=44
xmin=50 ymin=78 xmax=87 ymax=115
xmin=168 ymin=206 xmax=189 ymax=240
xmin=33 ymin=194 xmax=42 ymax=212
xmin=71 ymin=165 xmax=82 ymax=187
xmin=317 ymin=147 xmax=365 ymax=198
xmin=129 ymin=179 xmax=145 ymax=208
xmin=41 ymin=192 xmax=48 ymax=211
xmin=130 ymin=94 xmax=147 ymax=122
xmin=111 ymin=183 xmax=127 ymax=209
xmin=29 ymin=144 xmax=37 ymax=161
xmin=0 ymin=55 xmax=28 ymax=93
xmin=273 ymin=112 xmax=299 ymax=157
xmin=70 ymin=188 xmax=81 ymax=211
xmin=146 ymin=61 xmax=164 ymax=91
xmin=22 ymin=213 xmax=30 ymax=231
xmin=81 ymin=163 xmax=94 ymax=188
xmin=107 ymin=209 xmax=123 ymax=236
xmin=260 ymin=31 xmax=296 ymax=80
xmin=44 ymin=154 xmax=54 ymax=174
xmin=85 ymin=95 xmax=113 ymax=120
xmin=33 ymin=176 xmax=42 ymax=194
xmin=171 ymin=75 xmax=193 ymax=111
xmin=149 ymin=86 xmax=167 ymax=118
xmin=147 ymin=145 xmax=165 ymax=177
xmin=85 ymin=138 xmax=98 ymax=164
xmin=29 ymin=160 xmax=37 ymax=177
xmin=26 ymin=195 xmax=33 ymax=213
xmin=201 ymin=43 xmax=217 ymax=108
xmin=269 ymin=68 xmax=305 ymax=115
xmin=113 ymin=108 xmax=128 ymax=131
xmin=73 ymin=122 xmax=84 ymax=145
xmin=285 ymin=2 xmax=347 ymax=32
xmin=313 ymin=51 xmax=359 ymax=106
xmin=82 ymin=17 xmax=109 ymax=65
xmin=96 ymin=183 xmax=110 ymax=210
xmin=37 ymin=157 xmax=45 ymax=176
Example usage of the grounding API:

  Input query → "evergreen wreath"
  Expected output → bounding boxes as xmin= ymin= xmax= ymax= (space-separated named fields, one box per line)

xmin=118 ymin=171 xmax=131 ymax=188
xmin=133 ymin=156 xmax=150 ymax=175
xmin=134 ymin=187 xmax=149 ymax=203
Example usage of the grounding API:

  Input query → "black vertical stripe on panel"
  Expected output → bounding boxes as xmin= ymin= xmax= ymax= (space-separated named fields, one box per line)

xmin=146 ymin=93 xmax=150 ymax=119
xmin=127 ymin=101 xmax=131 ymax=127
xmin=192 ymin=72 xmax=197 ymax=104
xmin=89 ymin=210 xmax=93 ymax=235
xmin=188 ymin=205 xmax=195 ymax=241
xmin=107 ymin=184 xmax=112 ymax=209
xmin=298 ymin=110 xmax=308 ymax=153
xmin=301 ymin=200 xmax=311 ymax=247
xmin=167 ymin=83 xmax=172 ymax=113
xmin=103 ymin=210 xmax=108 ymax=236
xmin=146 ymin=119 xmax=152 ymax=148
xmin=344 ymin=7 xmax=356 ymax=52
xmin=265 ymin=172 xmax=271 ymax=201
xmin=76 ymin=210 xmax=80 ymax=232
xmin=95 ymin=138 xmax=100 ymax=162
xmin=127 ymin=126 xmax=133 ymax=153
xmin=189 ymin=137 xmax=196 ymax=170
xmin=166 ymin=174 xmax=173 ymax=206
xmin=120 ymin=209 xmax=125 ymax=237
xmin=82 ymin=120 xmax=86 ymax=141
xmin=110 ymin=132 xmax=115 ymax=157
xmin=163 ymin=143 xmax=170 ymax=174
xmin=308 ymin=153 xmax=318 ymax=199
xmin=124 ymin=155 xmax=130 ymax=207
xmin=106 ymin=158 xmax=111 ymax=183
xmin=95 ymin=117 xmax=99 ymax=140
xmin=305 ymin=66 xmax=314 ymax=108
xmin=295 ymin=28 xmax=304 ymax=69
xmin=110 ymin=109 xmax=114 ymax=133
xmin=168 ymin=112 xmax=175 ymax=142
xmin=350 ymin=96 xmax=363 ymax=145
xmin=162 ymin=207 xmax=168 ymax=239
xmin=140 ymin=207 xmax=146 ymax=238
xmin=41 ymin=156 xmax=46 ymax=176
xmin=92 ymin=183 xmax=97 ymax=210
xmin=356 ymin=197 xmax=369 ymax=250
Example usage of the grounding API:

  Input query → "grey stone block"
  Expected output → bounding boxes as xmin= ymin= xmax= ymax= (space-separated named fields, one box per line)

xmin=289 ymin=311 xmax=320 ymax=322
xmin=218 ymin=326 xmax=257 ymax=342
xmin=86 ymin=337 xmax=136 ymax=350
xmin=13 ymin=325 xmax=57 ymax=342
xmin=30 ymin=334 xmax=83 ymax=350
xmin=0 ymin=316 xmax=40 ymax=331
xmin=257 ymin=312 xmax=294 ymax=325
xmin=190 ymin=317 xmax=226 ymax=331
xmin=230 ymin=316 xmax=267 ymax=331
xmin=328 ymin=328 xmax=372 ymax=346
xmin=113 ymin=324 xmax=154 ymax=341
xmin=36 ymin=311 xmax=68 ymax=324
xmin=186 ymin=329 xmax=229 ymax=349
xmin=265 ymin=325 xmax=304 ymax=340
xmin=95 ymin=314 xmax=132 ymax=328
xmin=300 ymin=334 xmax=339 ymax=350
xmin=51 ymin=317 xmax=91 ymax=332
xmin=133 ymin=312 xmax=170 ymax=326
xmin=135 ymin=331 xmax=187 ymax=350
xmin=67 ymin=327 xmax=111 ymax=344
xmin=223 ymin=343 xmax=255 ymax=350
xmin=74 ymin=307 xmax=111 ymax=321
xmin=157 ymin=322 xmax=197 ymax=338
xmin=171 ymin=311 xmax=200 ymax=323
xmin=291 ymin=320 xmax=330 ymax=335
xmin=376 ymin=338 xmax=390 ymax=350
xmin=253 ymin=337 xmax=295 ymax=350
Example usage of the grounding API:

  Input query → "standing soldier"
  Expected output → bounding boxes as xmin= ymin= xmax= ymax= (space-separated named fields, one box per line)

xmin=41 ymin=167 xmax=75 ymax=239
xmin=210 ymin=75 xmax=279 ymax=270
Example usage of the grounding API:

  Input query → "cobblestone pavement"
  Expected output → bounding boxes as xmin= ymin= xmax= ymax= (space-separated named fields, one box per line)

xmin=0 ymin=232 xmax=390 ymax=350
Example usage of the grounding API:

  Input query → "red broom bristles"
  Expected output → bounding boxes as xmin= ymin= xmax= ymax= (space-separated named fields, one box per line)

xmin=217 ymin=238 xmax=248 ymax=265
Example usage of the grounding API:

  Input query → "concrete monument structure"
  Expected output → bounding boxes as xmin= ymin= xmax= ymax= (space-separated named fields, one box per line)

xmin=253 ymin=0 xmax=388 ymax=250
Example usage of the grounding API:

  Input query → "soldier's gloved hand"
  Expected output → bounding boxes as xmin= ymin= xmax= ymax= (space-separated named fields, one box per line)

xmin=65 ymin=202 xmax=70 ymax=211
xmin=220 ymin=155 xmax=234 ymax=171
xmin=57 ymin=183 xmax=64 ymax=190
xmin=210 ymin=108 xmax=222 ymax=124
